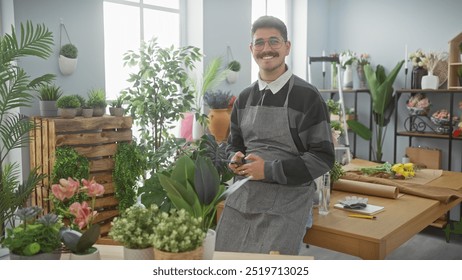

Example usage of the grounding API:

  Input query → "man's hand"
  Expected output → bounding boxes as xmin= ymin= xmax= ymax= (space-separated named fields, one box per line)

xmin=236 ymin=153 xmax=265 ymax=180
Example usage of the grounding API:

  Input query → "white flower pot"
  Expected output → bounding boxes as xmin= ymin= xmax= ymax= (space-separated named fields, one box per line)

xmin=58 ymin=55 xmax=78 ymax=76
xmin=421 ymin=73 xmax=439 ymax=90
xmin=69 ymin=247 xmax=101 ymax=260
xmin=226 ymin=70 xmax=239 ymax=84
xmin=202 ymin=229 xmax=216 ymax=260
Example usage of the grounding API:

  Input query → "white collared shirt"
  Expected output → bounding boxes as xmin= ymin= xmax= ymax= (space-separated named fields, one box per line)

xmin=257 ymin=68 xmax=293 ymax=94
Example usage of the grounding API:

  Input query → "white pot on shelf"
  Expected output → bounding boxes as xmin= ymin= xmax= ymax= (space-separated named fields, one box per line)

xmin=421 ymin=72 xmax=439 ymax=90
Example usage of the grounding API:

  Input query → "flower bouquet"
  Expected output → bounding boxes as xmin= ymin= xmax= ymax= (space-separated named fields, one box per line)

xmin=339 ymin=50 xmax=356 ymax=68
xmin=406 ymin=93 xmax=430 ymax=116
xmin=358 ymin=162 xmax=416 ymax=180
xmin=431 ymin=109 xmax=459 ymax=134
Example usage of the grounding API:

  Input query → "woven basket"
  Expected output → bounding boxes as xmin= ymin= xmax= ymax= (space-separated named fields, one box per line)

xmin=154 ymin=246 xmax=204 ymax=260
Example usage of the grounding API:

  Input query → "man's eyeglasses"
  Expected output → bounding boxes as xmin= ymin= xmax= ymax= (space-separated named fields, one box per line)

xmin=251 ymin=37 xmax=285 ymax=51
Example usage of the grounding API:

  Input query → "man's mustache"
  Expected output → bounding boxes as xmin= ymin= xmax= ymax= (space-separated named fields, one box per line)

xmin=257 ymin=51 xmax=279 ymax=59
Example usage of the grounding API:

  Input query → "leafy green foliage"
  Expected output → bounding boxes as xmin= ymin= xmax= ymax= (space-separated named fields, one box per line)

xmin=195 ymin=134 xmax=234 ymax=184
xmin=51 ymin=146 xmax=89 ymax=184
xmin=346 ymin=61 xmax=404 ymax=161
xmin=113 ymin=142 xmax=147 ymax=211
xmin=2 ymin=207 xmax=63 ymax=256
xmin=56 ymin=95 xmax=81 ymax=108
xmin=37 ymin=84 xmax=63 ymax=101
xmin=227 ymin=60 xmax=241 ymax=72
xmin=0 ymin=21 xmax=55 ymax=237
xmin=329 ymin=161 xmax=345 ymax=183
xmin=87 ymin=88 xmax=107 ymax=108
xmin=121 ymin=37 xmax=201 ymax=172
xmin=59 ymin=43 xmax=78 ymax=58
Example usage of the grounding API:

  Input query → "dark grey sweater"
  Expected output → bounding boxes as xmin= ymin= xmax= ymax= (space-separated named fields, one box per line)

xmin=226 ymin=75 xmax=335 ymax=185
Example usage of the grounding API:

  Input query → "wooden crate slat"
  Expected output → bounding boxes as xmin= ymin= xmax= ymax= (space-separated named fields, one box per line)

xmin=55 ymin=129 xmax=132 ymax=146
xmin=101 ymin=182 xmax=115 ymax=195
xmin=99 ymin=221 xmax=113 ymax=236
xmin=94 ymin=195 xmax=119 ymax=208
xmin=29 ymin=118 xmax=39 ymax=207
xmin=93 ymin=209 xmax=119 ymax=224
xmin=89 ymin=158 xmax=115 ymax=172
xmin=74 ymin=143 xmax=118 ymax=158
xmin=89 ymin=171 xmax=113 ymax=184
xmin=53 ymin=116 xmax=132 ymax=132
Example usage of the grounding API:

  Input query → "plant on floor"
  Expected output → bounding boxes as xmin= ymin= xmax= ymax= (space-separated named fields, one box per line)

xmin=113 ymin=141 xmax=147 ymax=211
xmin=347 ymin=60 xmax=404 ymax=162
xmin=1 ymin=207 xmax=63 ymax=257
xmin=0 ymin=21 xmax=54 ymax=237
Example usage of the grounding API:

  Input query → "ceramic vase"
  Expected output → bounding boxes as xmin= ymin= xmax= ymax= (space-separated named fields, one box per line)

xmin=356 ymin=65 xmax=367 ymax=88
xmin=411 ymin=67 xmax=428 ymax=89
xmin=343 ymin=64 xmax=353 ymax=89
xmin=192 ymin=114 xmax=205 ymax=141
xmin=58 ymin=55 xmax=78 ymax=76
xmin=207 ymin=108 xmax=230 ymax=143
xmin=154 ymin=246 xmax=204 ymax=260
xmin=421 ymin=71 xmax=439 ymax=90
xmin=69 ymin=247 xmax=101 ymax=260
xmin=123 ymin=247 xmax=154 ymax=260
xmin=226 ymin=70 xmax=239 ymax=84
xmin=202 ymin=229 xmax=216 ymax=260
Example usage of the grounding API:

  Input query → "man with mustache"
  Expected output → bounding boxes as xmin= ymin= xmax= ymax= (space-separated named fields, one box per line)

xmin=215 ymin=16 xmax=335 ymax=255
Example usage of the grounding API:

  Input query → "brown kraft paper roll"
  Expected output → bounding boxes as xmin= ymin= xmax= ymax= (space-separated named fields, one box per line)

xmin=333 ymin=179 xmax=399 ymax=199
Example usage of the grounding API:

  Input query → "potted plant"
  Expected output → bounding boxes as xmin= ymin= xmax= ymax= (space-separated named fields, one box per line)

xmin=152 ymin=208 xmax=206 ymax=259
xmin=37 ymin=84 xmax=63 ymax=117
xmin=2 ymin=207 xmax=63 ymax=260
xmin=0 ymin=22 xmax=53 ymax=241
xmin=109 ymin=96 xmax=124 ymax=117
xmin=87 ymin=88 xmax=107 ymax=117
xmin=347 ymin=60 xmax=405 ymax=162
xmin=56 ymin=95 xmax=81 ymax=119
xmin=108 ymin=204 xmax=159 ymax=259
xmin=121 ymin=37 xmax=201 ymax=173
xmin=81 ymin=99 xmax=94 ymax=118
xmin=52 ymin=177 xmax=105 ymax=259
xmin=72 ymin=94 xmax=85 ymax=116
xmin=226 ymin=60 xmax=240 ymax=84
xmin=203 ymin=90 xmax=233 ymax=142
xmin=157 ymin=154 xmax=251 ymax=259
xmin=59 ymin=43 xmax=78 ymax=75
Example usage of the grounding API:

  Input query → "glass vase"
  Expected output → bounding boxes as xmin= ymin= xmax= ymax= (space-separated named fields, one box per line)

xmin=411 ymin=67 xmax=428 ymax=89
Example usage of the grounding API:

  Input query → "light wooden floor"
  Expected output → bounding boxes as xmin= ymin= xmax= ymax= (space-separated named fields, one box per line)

xmin=300 ymin=226 xmax=462 ymax=260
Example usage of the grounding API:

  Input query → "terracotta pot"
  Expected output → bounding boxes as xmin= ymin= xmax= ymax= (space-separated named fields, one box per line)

xmin=154 ymin=246 xmax=203 ymax=260
xmin=207 ymin=109 xmax=230 ymax=143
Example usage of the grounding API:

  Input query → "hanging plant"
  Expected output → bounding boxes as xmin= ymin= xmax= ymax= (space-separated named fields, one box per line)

xmin=51 ymin=146 xmax=89 ymax=184
xmin=58 ymin=23 xmax=78 ymax=75
xmin=226 ymin=46 xmax=239 ymax=84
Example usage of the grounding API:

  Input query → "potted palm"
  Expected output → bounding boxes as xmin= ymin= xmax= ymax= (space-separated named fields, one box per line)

xmin=347 ymin=60 xmax=405 ymax=162
xmin=56 ymin=95 xmax=81 ymax=119
xmin=0 ymin=21 xmax=53 ymax=251
xmin=37 ymin=84 xmax=63 ymax=117
xmin=109 ymin=204 xmax=159 ymax=260
xmin=87 ymin=88 xmax=107 ymax=117
xmin=59 ymin=43 xmax=78 ymax=75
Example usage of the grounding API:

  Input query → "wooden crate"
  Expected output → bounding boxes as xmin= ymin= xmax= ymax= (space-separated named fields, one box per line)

xmin=29 ymin=115 xmax=132 ymax=236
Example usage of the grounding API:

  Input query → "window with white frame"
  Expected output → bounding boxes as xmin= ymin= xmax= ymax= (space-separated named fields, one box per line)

xmin=103 ymin=0 xmax=181 ymax=101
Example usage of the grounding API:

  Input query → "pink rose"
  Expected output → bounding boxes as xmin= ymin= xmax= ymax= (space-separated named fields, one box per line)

xmin=81 ymin=177 xmax=105 ymax=197
xmin=69 ymin=201 xmax=97 ymax=230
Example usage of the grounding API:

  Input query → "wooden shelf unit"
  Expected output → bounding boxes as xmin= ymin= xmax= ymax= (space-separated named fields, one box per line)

xmin=29 ymin=115 xmax=132 ymax=235
xmin=447 ymin=32 xmax=462 ymax=89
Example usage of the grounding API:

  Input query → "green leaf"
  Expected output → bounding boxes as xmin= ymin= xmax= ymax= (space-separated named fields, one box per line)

xmin=346 ymin=120 xmax=372 ymax=141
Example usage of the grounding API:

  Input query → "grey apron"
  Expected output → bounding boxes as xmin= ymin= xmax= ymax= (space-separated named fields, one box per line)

xmin=215 ymin=76 xmax=315 ymax=255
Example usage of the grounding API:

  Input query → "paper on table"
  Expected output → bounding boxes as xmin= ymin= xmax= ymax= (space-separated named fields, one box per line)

xmin=333 ymin=178 xmax=399 ymax=199
xmin=334 ymin=203 xmax=385 ymax=215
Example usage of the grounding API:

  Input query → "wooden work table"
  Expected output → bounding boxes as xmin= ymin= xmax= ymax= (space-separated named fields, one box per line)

xmin=303 ymin=169 xmax=462 ymax=260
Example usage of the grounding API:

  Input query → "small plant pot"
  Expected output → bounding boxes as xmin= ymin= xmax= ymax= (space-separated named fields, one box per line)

xmin=109 ymin=107 xmax=124 ymax=117
xmin=92 ymin=106 xmax=106 ymax=117
xmin=58 ymin=108 xmax=77 ymax=119
xmin=58 ymin=55 xmax=78 ymax=76
xmin=39 ymin=100 xmax=58 ymax=117
xmin=226 ymin=70 xmax=239 ymax=84
xmin=82 ymin=108 xmax=93 ymax=118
